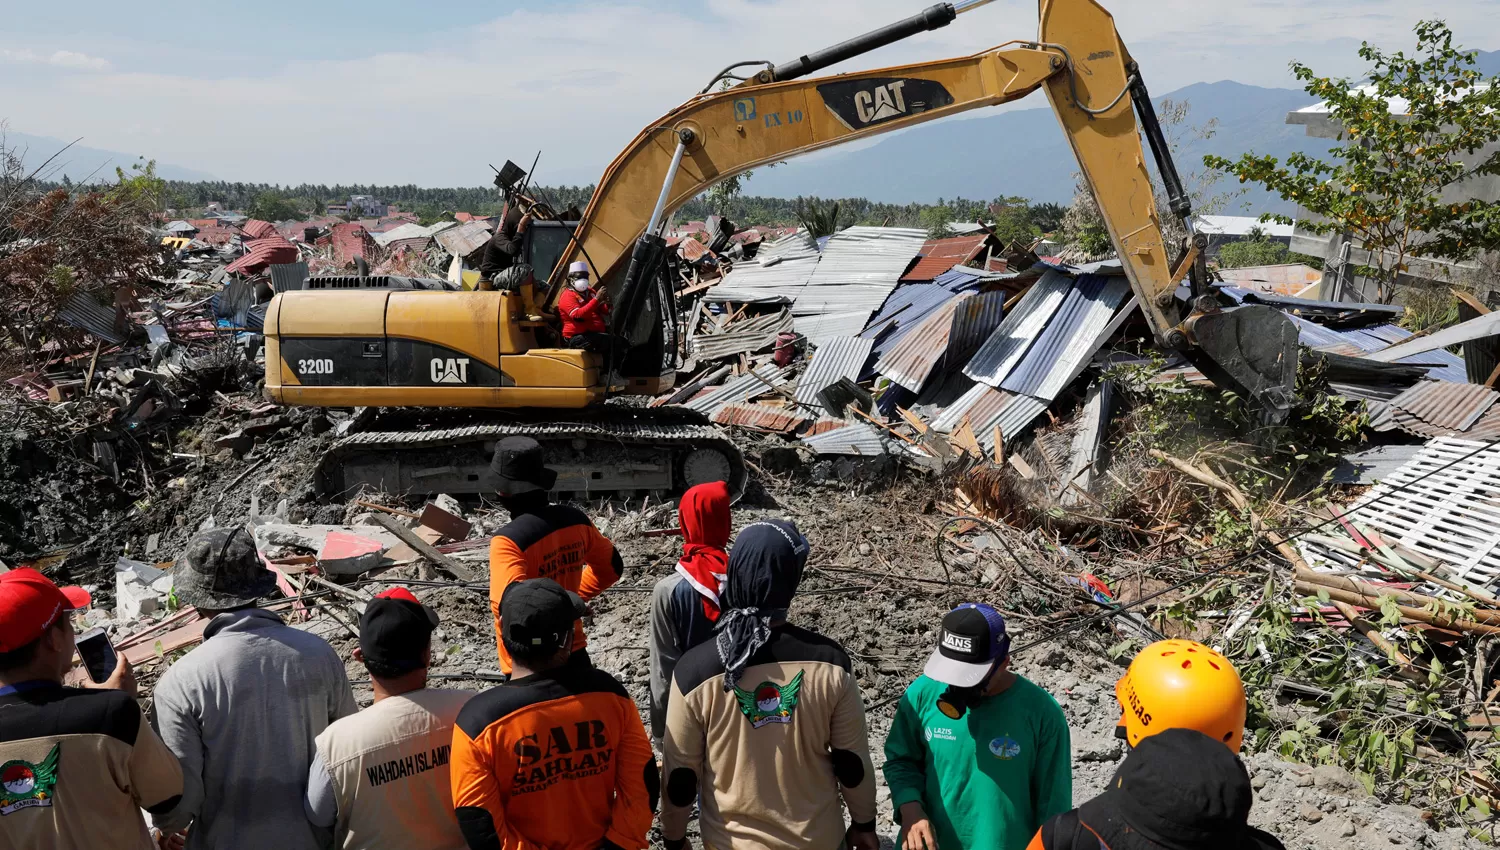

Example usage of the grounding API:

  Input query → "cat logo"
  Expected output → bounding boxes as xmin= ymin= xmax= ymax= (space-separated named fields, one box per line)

xmin=854 ymin=80 xmax=907 ymax=124
xmin=816 ymin=77 xmax=954 ymax=131
xmin=430 ymin=357 xmax=470 ymax=384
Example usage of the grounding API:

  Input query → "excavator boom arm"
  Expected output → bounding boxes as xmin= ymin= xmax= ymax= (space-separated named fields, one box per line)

xmin=558 ymin=0 xmax=1181 ymax=338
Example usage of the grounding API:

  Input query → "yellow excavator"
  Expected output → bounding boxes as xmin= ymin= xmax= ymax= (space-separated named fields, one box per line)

xmin=262 ymin=0 xmax=1299 ymax=499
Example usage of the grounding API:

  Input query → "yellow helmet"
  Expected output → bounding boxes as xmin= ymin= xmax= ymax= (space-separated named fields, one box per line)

xmin=1115 ymin=639 xmax=1247 ymax=752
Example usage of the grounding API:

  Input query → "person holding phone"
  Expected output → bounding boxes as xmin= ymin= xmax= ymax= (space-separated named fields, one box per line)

xmin=0 ymin=568 xmax=184 ymax=850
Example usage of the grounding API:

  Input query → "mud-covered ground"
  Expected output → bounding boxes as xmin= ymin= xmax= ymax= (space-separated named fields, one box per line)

xmin=309 ymin=469 xmax=1483 ymax=850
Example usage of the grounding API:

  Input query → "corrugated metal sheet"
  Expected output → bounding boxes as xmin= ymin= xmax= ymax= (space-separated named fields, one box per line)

xmin=1388 ymin=380 xmax=1498 ymax=431
xmin=876 ymin=290 xmax=1006 ymax=393
xmin=689 ymin=310 xmax=793 ymax=360
xmin=225 ymin=235 xmax=299 ymax=275
xmin=1332 ymin=444 xmax=1424 ymax=485
xmin=1367 ymin=310 xmax=1500 ymax=364
xmin=241 ymin=219 xmax=276 ymax=240
xmin=269 ymin=262 xmax=309 ymax=293
xmin=796 ymin=336 xmax=874 ymax=406
xmin=712 ymin=403 xmax=808 ymax=433
xmin=58 ymin=292 xmax=126 ymax=344
xmin=964 ymin=271 xmax=1072 ymax=387
xmin=1342 ymin=437 xmax=1500 ymax=591
xmin=1457 ymin=297 xmax=1500 ymax=384
xmin=928 ymin=383 xmax=1048 ymax=448
xmin=373 ymin=222 xmax=440 ymax=247
xmin=901 ymin=234 xmax=988 ymax=282
xmin=683 ymin=365 xmax=789 ymax=414
xmin=1292 ymin=317 xmax=1467 ymax=382
xmin=860 ymin=266 xmax=989 ymax=359
xmin=434 ymin=221 xmax=493 ymax=257
xmin=801 ymin=422 xmax=913 ymax=456
xmin=793 ymin=311 xmax=874 ymax=346
xmin=794 ymin=226 xmax=925 ymax=317
xmin=1001 ymin=275 xmax=1131 ymax=402
xmin=706 ymin=231 xmax=820 ymax=304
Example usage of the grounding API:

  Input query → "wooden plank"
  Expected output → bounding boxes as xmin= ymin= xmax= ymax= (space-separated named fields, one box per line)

xmin=371 ymin=514 xmax=477 ymax=582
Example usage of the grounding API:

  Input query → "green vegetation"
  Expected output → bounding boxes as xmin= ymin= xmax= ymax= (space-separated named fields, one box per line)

xmin=1206 ymin=21 xmax=1500 ymax=303
xmin=1216 ymin=227 xmax=1326 ymax=270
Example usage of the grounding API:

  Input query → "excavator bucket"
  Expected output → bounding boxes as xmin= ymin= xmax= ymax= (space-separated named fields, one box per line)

xmin=1187 ymin=306 xmax=1300 ymax=421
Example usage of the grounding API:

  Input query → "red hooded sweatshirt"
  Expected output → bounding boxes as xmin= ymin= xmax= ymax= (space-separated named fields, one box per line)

xmin=675 ymin=481 xmax=731 ymax=619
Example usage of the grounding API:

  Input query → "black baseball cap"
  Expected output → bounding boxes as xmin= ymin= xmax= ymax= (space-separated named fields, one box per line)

xmin=924 ymin=603 xmax=1011 ymax=687
xmin=491 ymin=436 xmax=558 ymax=496
xmin=1078 ymin=728 xmax=1255 ymax=850
xmin=359 ymin=588 xmax=440 ymax=675
xmin=501 ymin=578 xmax=585 ymax=654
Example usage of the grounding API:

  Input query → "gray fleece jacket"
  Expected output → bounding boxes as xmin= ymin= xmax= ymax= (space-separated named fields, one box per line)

xmin=151 ymin=608 xmax=357 ymax=850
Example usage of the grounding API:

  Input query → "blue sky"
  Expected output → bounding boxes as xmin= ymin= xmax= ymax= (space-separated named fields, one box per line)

xmin=3 ymin=0 xmax=1498 ymax=187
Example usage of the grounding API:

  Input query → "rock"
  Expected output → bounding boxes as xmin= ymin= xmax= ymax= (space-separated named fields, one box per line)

xmin=1074 ymin=736 xmax=1124 ymax=763
xmin=213 ymin=431 xmax=254 ymax=454
xmin=304 ymin=414 xmax=333 ymax=435
xmin=114 ymin=557 xmax=173 ymax=620
xmin=1293 ymin=771 xmax=1315 ymax=788
xmin=1311 ymin=764 xmax=1365 ymax=796
xmin=1300 ymin=805 xmax=1323 ymax=823
xmin=1038 ymin=649 xmax=1069 ymax=669
xmin=857 ymin=543 xmax=872 ymax=556
xmin=1251 ymin=774 xmax=1269 ymax=790
xmin=1340 ymin=820 xmax=1357 ymax=838
xmin=759 ymin=447 xmax=803 ymax=474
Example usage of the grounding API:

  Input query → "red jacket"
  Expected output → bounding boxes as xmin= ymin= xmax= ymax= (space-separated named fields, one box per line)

xmin=559 ymin=287 xmax=609 ymax=338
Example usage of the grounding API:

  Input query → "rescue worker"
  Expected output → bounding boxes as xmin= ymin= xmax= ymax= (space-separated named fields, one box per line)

xmin=660 ymin=519 xmax=879 ymax=850
xmin=647 ymin=480 xmax=732 ymax=743
xmin=1027 ymin=639 xmax=1284 ymax=850
xmin=305 ymin=588 xmax=473 ymax=850
xmin=487 ymin=436 xmax=624 ymax=675
xmin=558 ymin=261 xmax=626 ymax=361
xmin=450 ymin=578 xmax=656 ymax=850
xmin=477 ymin=205 xmax=531 ymax=287
xmin=885 ymin=603 xmax=1072 ymax=850
xmin=0 ymin=569 xmax=183 ymax=850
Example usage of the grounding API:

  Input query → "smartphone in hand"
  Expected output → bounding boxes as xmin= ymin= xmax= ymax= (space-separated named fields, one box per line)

xmin=76 ymin=628 xmax=118 ymax=684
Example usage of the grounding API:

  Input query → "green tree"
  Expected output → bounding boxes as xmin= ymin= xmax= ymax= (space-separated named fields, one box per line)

xmin=919 ymin=204 xmax=955 ymax=239
xmin=989 ymin=196 xmax=1039 ymax=246
xmin=794 ymin=196 xmax=848 ymax=238
xmin=1217 ymin=228 xmax=1291 ymax=268
xmin=1030 ymin=202 xmax=1066 ymax=234
xmin=246 ymin=190 xmax=303 ymax=222
xmin=1205 ymin=21 xmax=1500 ymax=302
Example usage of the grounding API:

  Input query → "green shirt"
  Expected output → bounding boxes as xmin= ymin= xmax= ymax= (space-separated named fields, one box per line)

xmin=883 ymin=673 xmax=1072 ymax=850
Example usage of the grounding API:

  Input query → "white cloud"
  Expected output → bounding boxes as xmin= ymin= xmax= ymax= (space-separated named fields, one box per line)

xmin=1 ymin=47 xmax=110 ymax=71
xmin=1 ymin=0 xmax=1497 ymax=185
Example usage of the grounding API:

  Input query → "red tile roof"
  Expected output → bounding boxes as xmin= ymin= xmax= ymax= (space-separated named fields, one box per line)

xmin=241 ymin=219 xmax=275 ymax=240
xmin=901 ymin=235 xmax=990 ymax=282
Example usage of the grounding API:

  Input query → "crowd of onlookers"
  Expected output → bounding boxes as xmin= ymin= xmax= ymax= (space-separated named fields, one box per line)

xmin=0 ymin=436 xmax=1284 ymax=850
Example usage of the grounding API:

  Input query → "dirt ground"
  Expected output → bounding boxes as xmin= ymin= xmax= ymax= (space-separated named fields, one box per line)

xmin=293 ymin=463 xmax=1484 ymax=850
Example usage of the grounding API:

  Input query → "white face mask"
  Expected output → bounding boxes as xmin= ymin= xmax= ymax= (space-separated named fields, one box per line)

xmin=570 ymin=279 xmax=590 ymax=291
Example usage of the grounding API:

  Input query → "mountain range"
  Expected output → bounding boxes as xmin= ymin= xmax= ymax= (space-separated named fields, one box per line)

xmin=8 ymin=49 xmax=1498 ymax=211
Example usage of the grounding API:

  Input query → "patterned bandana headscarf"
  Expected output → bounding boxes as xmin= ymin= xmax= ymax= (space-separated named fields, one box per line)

xmin=675 ymin=481 xmax=732 ymax=621
xmin=714 ymin=519 xmax=809 ymax=690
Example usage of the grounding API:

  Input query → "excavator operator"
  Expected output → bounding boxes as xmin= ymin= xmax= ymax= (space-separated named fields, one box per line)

xmin=477 ymin=204 xmax=533 ymax=288
xmin=1027 ymin=640 xmax=1284 ymax=850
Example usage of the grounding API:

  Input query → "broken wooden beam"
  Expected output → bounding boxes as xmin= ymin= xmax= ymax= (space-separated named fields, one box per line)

xmin=371 ymin=514 xmax=477 ymax=582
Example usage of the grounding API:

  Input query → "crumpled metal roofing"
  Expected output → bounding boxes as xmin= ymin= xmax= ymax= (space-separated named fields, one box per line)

xmin=689 ymin=310 xmax=793 ymax=361
xmin=58 ymin=292 xmax=126 ymax=344
xmin=712 ymin=402 xmax=809 ymax=433
xmin=801 ymin=421 xmax=919 ymax=456
xmin=794 ymin=226 xmax=925 ymax=318
xmin=963 ymin=270 xmax=1073 ymax=387
xmin=796 ymin=336 xmax=874 ymax=407
xmin=928 ymin=382 xmax=1048 ymax=449
xmin=1386 ymin=380 xmax=1498 ymax=431
xmin=1332 ymin=444 xmax=1424 ymax=485
xmin=433 ymin=221 xmax=493 ymax=257
xmin=373 ymin=221 xmax=454 ymax=247
xmin=1291 ymin=317 xmax=1467 ymax=382
xmin=876 ymin=290 xmax=1006 ymax=393
xmin=861 ymin=266 xmax=988 ymax=349
xmin=683 ymin=365 xmax=789 ymax=414
xmin=1000 ymin=275 xmax=1131 ymax=402
xmin=225 ymin=235 xmax=299 ymax=275
xmin=901 ymin=234 xmax=989 ymax=282
xmin=241 ymin=219 xmax=276 ymax=240
xmin=706 ymin=231 xmax=820 ymax=305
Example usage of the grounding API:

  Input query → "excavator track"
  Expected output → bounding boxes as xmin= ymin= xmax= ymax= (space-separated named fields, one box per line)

xmin=315 ymin=407 xmax=748 ymax=502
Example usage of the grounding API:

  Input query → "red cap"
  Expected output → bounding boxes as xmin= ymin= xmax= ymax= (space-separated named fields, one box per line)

xmin=375 ymin=587 xmax=421 ymax=605
xmin=0 ymin=569 xmax=91 ymax=653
